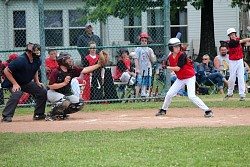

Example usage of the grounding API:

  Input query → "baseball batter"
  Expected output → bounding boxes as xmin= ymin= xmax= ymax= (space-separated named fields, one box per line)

xmin=225 ymin=28 xmax=249 ymax=101
xmin=155 ymin=38 xmax=213 ymax=118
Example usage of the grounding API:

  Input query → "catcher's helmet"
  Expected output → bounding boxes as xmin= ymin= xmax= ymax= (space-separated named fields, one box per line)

xmin=227 ymin=28 xmax=236 ymax=36
xmin=168 ymin=38 xmax=181 ymax=52
xmin=57 ymin=52 xmax=71 ymax=67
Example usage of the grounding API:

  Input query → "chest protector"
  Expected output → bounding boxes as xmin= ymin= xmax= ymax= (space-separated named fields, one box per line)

xmin=56 ymin=69 xmax=75 ymax=96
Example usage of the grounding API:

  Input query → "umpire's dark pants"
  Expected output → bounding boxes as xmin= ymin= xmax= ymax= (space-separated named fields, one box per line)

xmin=2 ymin=81 xmax=47 ymax=117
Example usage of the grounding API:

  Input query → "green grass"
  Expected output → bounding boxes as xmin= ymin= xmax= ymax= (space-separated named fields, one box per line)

xmin=0 ymin=127 xmax=250 ymax=166
xmin=7 ymin=93 xmax=250 ymax=115
xmin=1 ymin=94 xmax=250 ymax=166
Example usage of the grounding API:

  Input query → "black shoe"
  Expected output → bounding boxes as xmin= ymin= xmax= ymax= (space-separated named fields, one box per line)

xmin=239 ymin=97 xmax=245 ymax=101
xmin=224 ymin=94 xmax=233 ymax=100
xmin=204 ymin=110 xmax=213 ymax=118
xmin=1 ymin=116 xmax=12 ymax=122
xmin=155 ymin=109 xmax=167 ymax=116
xmin=33 ymin=114 xmax=46 ymax=120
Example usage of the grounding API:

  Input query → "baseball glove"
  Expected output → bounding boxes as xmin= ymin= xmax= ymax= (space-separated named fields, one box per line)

xmin=98 ymin=50 xmax=109 ymax=67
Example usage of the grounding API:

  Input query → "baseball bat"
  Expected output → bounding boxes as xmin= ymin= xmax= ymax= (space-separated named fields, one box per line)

xmin=176 ymin=32 xmax=182 ymax=39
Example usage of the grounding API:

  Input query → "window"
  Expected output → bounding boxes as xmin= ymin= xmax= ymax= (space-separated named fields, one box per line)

xmin=170 ymin=8 xmax=188 ymax=43
xmin=124 ymin=16 xmax=142 ymax=44
xmin=44 ymin=10 xmax=63 ymax=46
xmin=13 ymin=11 xmax=26 ymax=47
xmin=147 ymin=8 xmax=165 ymax=56
xmin=69 ymin=10 xmax=86 ymax=46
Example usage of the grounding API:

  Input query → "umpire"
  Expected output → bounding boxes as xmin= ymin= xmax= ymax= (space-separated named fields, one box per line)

xmin=1 ymin=43 xmax=47 ymax=122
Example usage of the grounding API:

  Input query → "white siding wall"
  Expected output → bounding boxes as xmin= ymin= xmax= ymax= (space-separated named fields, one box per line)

xmin=0 ymin=1 xmax=6 ymax=51
xmin=188 ymin=0 xmax=239 ymax=55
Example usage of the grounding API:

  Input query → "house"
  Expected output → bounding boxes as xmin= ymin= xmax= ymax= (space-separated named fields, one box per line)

xmin=0 ymin=0 xmax=241 ymax=63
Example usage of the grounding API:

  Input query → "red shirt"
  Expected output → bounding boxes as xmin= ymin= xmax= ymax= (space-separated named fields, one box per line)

xmin=46 ymin=58 xmax=58 ymax=78
xmin=46 ymin=57 xmax=58 ymax=69
xmin=168 ymin=51 xmax=195 ymax=80
xmin=113 ymin=58 xmax=131 ymax=80
xmin=228 ymin=37 xmax=244 ymax=60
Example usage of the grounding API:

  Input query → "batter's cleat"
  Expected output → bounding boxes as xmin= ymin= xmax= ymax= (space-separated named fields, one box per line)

xmin=204 ymin=110 xmax=213 ymax=118
xmin=224 ymin=94 xmax=233 ymax=100
xmin=33 ymin=114 xmax=46 ymax=120
xmin=155 ymin=109 xmax=167 ymax=116
xmin=239 ymin=97 xmax=245 ymax=101
xmin=1 ymin=116 xmax=12 ymax=122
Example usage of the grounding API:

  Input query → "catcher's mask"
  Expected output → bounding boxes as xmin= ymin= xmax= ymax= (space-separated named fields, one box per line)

xmin=25 ymin=43 xmax=41 ymax=58
xmin=57 ymin=52 xmax=72 ymax=69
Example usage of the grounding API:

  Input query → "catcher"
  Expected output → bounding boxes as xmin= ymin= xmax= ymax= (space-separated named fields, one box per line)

xmin=46 ymin=50 xmax=109 ymax=121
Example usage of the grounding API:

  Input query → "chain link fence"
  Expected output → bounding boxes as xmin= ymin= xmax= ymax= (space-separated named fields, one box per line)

xmin=0 ymin=0 xmax=190 ymax=108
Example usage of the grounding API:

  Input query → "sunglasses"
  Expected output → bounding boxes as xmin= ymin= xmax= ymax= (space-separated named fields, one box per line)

xmin=202 ymin=58 xmax=208 ymax=60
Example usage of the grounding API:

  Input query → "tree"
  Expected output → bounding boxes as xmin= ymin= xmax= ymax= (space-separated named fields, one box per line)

xmin=191 ymin=0 xmax=216 ymax=61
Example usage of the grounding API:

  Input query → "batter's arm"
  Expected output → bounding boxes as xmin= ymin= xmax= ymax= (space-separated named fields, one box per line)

xmin=240 ymin=38 xmax=250 ymax=44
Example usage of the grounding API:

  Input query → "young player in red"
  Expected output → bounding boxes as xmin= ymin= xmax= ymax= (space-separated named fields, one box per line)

xmin=224 ymin=28 xmax=249 ymax=101
xmin=155 ymin=38 xmax=213 ymax=118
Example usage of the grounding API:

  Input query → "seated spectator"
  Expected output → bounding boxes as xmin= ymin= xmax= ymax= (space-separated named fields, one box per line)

xmin=2 ymin=54 xmax=18 ymax=81
xmin=45 ymin=48 xmax=58 ymax=79
xmin=244 ymin=61 xmax=250 ymax=93
xmin=113 ymin=48 xmax=136 ymax=85
xmin=197 ymin=54 xmax=228 ymax=94
xmin=213 ymin=46 xmax=229 ymax=77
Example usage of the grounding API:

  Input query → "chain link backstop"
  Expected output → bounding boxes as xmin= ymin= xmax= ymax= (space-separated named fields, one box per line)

xmin=0 ymin=0 xmax=190 ymax=108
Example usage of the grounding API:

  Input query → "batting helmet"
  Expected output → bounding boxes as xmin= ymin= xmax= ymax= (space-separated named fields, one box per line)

xmin=137 ymin=33 xmax=152 ymax=43
xmin=227 ymin=28 xmax=236 ymax=36
xmin=168 ymin=38 xmax=181 ymax=52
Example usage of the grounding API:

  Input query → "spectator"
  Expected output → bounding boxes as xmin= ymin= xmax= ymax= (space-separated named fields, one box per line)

xmin=113 ymin=48 xmax=136 ymax=85
xmin=1 ymin=53 xmax=19 ymax=82
xmin=244 ymin=61 xmax=249 ymax=93
xmin=197 ymin=54 xmax=228 ymax=94
xmin=47 ymin=51 xmax=109 ymax=120
xmin=77 ymin=24 xmax=102 ymax=64
xmin=45 ymin=48 xmax=58 ymax=79
xmin=82 ymin=41 xmax=104 ymax=101
xmin=224 ymin=28 xmax=250 ymax=101
xmin=213 ymin=45 xmax=229 ymax=77
xmin=155 ymin=38 xmax=213 ymax=118
xmin=134 ymin=33 xmax=156 ymax=98
xmin=1 ymin=43 xmax=47 ymax=122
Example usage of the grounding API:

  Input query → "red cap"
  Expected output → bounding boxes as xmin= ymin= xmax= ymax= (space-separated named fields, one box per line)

xmin=9 ymin=53 xmax=18 ymax=61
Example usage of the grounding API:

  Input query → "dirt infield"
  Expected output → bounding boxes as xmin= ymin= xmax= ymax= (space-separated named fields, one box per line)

xmin=0 ymin=108 xmax=249 ymax=133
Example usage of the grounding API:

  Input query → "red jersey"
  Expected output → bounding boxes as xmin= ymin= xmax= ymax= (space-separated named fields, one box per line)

xmin=168 ymin=51 xmax=195 ymax=80
xmin=45 ymin=57 xmax=58 ymax=69
xmin=113 ymin=58 xmax=131 ymax=80
xmin=228 ymin=37 xmax=244 ymax=60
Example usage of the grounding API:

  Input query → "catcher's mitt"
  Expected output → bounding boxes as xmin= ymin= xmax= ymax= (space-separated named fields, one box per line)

xmin=98 ymin=50 xmax=109 ymax=67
